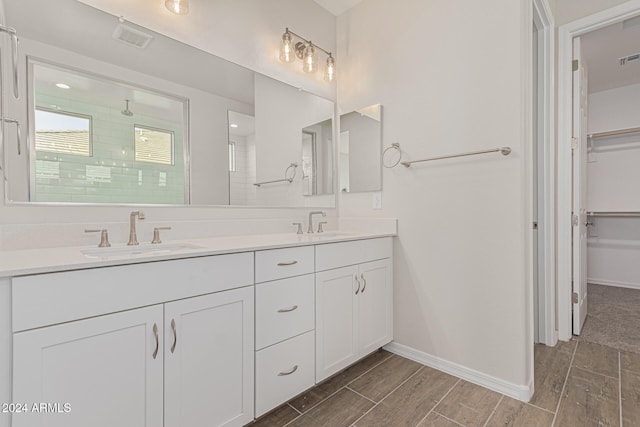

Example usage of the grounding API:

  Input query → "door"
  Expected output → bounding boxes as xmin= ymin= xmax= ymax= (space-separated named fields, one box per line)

xmin=12 ymin=305 xmax=164 ymax=427
xmin=315 ymin=265 xmax=358 ymax=381
xmin=357 ymin=259 xmax=393 ymax=356
xmin=572 ymin=36 xmax=588 ymax=335
xmin=164 ymin=286 xmax=254 ymax=427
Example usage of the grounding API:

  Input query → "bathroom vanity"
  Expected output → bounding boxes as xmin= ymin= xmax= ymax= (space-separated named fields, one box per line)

xmin=0 ymin=233 xmax=393 ymax=427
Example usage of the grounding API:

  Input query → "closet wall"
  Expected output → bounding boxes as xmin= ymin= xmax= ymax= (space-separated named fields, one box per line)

xmin=587 ymin=83 xmax=640 ymax=290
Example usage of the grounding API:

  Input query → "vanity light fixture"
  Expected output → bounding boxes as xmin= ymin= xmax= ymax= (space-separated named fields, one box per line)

xmin=230 ymin=123 xmax=238 ymax=128
xmin=279 ymin=28 xmax=335 ymax=82
xmin=165 ymin=0 xmax=189 ymax=15
xmin=55 ymin=83 xmax=70 ymax=89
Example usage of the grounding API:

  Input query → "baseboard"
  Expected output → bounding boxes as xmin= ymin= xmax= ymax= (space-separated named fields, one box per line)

xmin=587 ymin=278 xmax=640 ymax=291
xmin=383 ymin=342 xmax=533 ymax=402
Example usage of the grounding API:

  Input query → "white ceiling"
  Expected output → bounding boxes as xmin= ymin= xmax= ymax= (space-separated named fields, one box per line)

xmin=313 ymin=0 xmax=365 ymax=16
xmin=581 ymin=15 xmax=640 ymax=93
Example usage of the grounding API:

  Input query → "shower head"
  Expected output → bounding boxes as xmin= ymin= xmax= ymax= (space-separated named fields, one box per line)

xmin=121 ymin=99 xmax=133 ymax=116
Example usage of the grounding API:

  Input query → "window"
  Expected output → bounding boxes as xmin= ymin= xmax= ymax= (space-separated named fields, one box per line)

xmin=35 ymin=108 xmax=92 ymax=156
xmin=229 ymin=141 xmax=236 ymax=172
xmin=134 ymin=125 xmax=174 ymax=165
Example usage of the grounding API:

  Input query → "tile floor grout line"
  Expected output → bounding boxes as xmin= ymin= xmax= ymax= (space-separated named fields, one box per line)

xmin=289 ymin=351 xmax=395 ymax=416
xmin=433 ymin=411 xmax=466 ymax=427
xmin=527 ymin=401 xmax=557 ymax=415
xmin=482 ymin=394 xmax=504 ymax=427
xmin=281 ymin=413 xmax=302 ymax=427
xmin=618 ymin=351 xmax=623 ymax=427
xmin=345 ymin=385 xmax=379 ymax=405
xmin=287 ymin=402 xmax=302 ymax=415
xmin=347 ymin=366 xmax=425 ymax=426
xmin=551 ymin=339 xmax=579 ymax=427
xmin=414 ymin=378 xmax=462 ymax=427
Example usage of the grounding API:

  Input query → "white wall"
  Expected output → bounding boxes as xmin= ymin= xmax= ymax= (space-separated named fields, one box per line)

xmin=337 ymin=0 xmax=532 ymax=396
xmin=0 ymin=0 xmax=338 ymax=250
xmin=549 ymin=0 xmax=631 ymax=25
xmin=340 ymin=111 xmax=381 ymax=192
xmin=587 ymin=84 xmax=640 ymax=289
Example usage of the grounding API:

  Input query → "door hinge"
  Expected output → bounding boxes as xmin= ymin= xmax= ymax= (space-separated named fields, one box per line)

xmin=572 ymin=59 xmax=579 ymax=71
xmin=571 ymin=137 xmax=578 ymax=150
xmin=572 ymin=214 xmax=579 ymax=227
xmin=572 ymin=292 xmax=578 ymax=304
xmin=533 ymin=221 xmax=538 ymax=230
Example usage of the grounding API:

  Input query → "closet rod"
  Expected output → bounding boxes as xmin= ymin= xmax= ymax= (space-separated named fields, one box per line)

xmin=400 ymin=146 xmax=511 ymax=168
xmin=587 ymin=212 xmax=640 ymax=218
xmin=588 ymin=126 xmax=640 ymax=139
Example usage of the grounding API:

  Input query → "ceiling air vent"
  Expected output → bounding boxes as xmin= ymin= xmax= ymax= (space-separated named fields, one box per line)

xmin=619 ymin=53 xmax=640 ymax=66
xmin=112 ymin=24 xmax=153 ymax=49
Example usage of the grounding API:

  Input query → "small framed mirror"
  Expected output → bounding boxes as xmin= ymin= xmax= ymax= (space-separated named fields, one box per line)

xmin=339 ymin=104 xmax=382 ymax=193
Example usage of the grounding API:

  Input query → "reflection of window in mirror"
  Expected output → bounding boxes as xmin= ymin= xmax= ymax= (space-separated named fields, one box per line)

xmin=29 ymin=60 xmax=188 ymax=204
xmin=134 ymin=126 xmax=174 ymax=165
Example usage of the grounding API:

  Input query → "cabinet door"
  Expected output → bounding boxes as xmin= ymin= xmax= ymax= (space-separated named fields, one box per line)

xmin=315 ymin=265 xmax=358 ymax=382
xmin=358 ymin=259 xmax=393 ymax=356
xmin=13 ymin=305 xmax=164 ymax=427
xmin=164 ymin=286 xmax=254 ymax=427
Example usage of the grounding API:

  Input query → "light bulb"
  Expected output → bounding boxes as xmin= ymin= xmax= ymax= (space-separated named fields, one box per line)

xmin=279 ymin=30 xmax=295 ymax=63
xmin=303 ymin=43 xmax=317 ymax=73
xmin=325 ymin=55 xmax=335 ymax=82
xmin=165 ymin=0 xmax=189 ymax=15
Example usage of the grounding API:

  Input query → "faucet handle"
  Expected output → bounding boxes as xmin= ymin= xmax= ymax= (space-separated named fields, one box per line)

xmin=151 ymin=227 xmax=172 ymax=244
xmin=85 ymin=229 xmax=111 ymax=247
xmin=317 ymin=222 xmax=327 ymax=233
xmin=292 ymin=222 xmax=303 ymax=235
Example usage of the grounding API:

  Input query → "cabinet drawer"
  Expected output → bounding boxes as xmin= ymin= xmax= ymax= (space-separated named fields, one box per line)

xmin=12 ymin=252 xmax=254 ymax=332
xmin=255 ymin=246 xmax=314 ymax=283
xmin=255 ymin=331 xmax=315 ymax=417
xmin=255 ymin=274 xmax=314 ymax=350
xmin=315 ymin=237 xmax=392 ymax=271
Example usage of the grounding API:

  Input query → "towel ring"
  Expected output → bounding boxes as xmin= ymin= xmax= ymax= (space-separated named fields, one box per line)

xmin=285 ymin=163 xmax=298 ymax=181
xmin=382 ymin=143 xmax=402 ymax=168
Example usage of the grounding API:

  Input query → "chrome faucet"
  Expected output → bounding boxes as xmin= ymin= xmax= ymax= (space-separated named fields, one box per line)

xmin=127 ymin=210 xmax=145 ymax=245
xmin=307 ymin=211 xmax=326 ymax=234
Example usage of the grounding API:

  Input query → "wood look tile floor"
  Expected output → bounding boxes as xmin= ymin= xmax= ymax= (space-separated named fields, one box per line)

xmin=248 ymin=341 xmax=640 ymax=427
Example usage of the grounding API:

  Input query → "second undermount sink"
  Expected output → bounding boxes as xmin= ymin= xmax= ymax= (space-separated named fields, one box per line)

xmin=81 ymin=243 xmax=204 ymax=259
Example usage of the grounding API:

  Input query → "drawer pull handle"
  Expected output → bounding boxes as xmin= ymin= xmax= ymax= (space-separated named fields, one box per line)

xmin=278 ymin=365 xmax=299 ymax=376
xmin=170 ymin=319 xmax=177 ymax=353
xmin=152 ymin=323 xmax=159 ymax=360
xmin=277 ymin=260 xmax=298 ymax=266
xmin=361 ymin=274 xmax=367 ymax=293
xmin=355 ymin=275 xmax=361 ymax=295
xmin=277 ymin=305 xmax=298 ymax=313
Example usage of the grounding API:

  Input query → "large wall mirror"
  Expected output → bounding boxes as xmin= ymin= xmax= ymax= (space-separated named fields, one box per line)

xmin=2 ymin=0 xmax=335 ymax=208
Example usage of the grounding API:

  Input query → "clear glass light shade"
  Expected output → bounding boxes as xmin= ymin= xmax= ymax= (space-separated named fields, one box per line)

xmin=302 ymin=44 xmax=317 ymax=73
xmin=324 ymin=56 xmax=335 ymax=82
xmin=165 ymin=0 xmax=189 ymax=15
xmin=279 ymin=32 xmax=295 ymax=63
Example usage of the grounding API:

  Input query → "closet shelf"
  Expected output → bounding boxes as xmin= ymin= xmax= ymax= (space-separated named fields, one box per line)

xmin=588 ymin=126 xmax=640 ymax=139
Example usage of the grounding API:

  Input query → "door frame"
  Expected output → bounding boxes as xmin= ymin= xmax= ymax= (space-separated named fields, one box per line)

xmin=557 ymin=0 xmax=640 ymax=341
xmin=532 ymin=0 xmax=555 ymax=346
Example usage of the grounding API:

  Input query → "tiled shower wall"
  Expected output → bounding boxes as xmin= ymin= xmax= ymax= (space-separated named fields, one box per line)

xmin=34 ymin=92 xmax=186 ymax=204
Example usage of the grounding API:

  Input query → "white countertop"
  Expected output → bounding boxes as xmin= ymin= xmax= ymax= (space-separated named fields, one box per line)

xmin=0 ymin=231 xmax=395 ymax=278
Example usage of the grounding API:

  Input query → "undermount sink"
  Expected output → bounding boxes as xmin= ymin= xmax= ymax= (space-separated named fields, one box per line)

xmin=81 ymin=243 xmax=204 ymax=259
xmin=307 ymin=232 xmax=353 ymax=238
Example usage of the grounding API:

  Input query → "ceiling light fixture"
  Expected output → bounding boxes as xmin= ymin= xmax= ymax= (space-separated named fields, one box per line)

xmin=279 ymin=28 xmax=335 ymax=82
xmin=165 ymin=0 xmax=189 ymax=15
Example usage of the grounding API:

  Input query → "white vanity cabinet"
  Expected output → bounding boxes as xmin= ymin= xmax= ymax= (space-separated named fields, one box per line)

xmin=315 ymin=238 xmax=393 ymax=382
xmin=12 ymin=305 xmax=164 ymax=427
xmin=254 ymin=247 xmax=316 ymax=417
xmin=11 ymin=253 xmax=255 ymax=427
xmin=164 ymin=287 xmax=254 ymax=427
